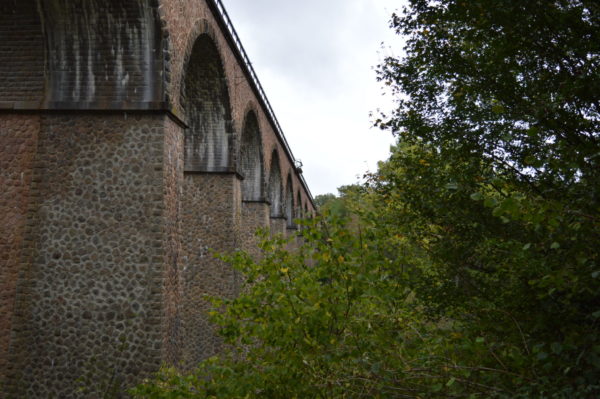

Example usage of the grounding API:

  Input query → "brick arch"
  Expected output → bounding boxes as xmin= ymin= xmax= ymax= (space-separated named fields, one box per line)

xmin=239 ymin=110 xmax=265 ymax=201
xmin=296 ymin=191 xmax=302 ymax=220
xmin=268 ymin=150 xmax=284 ymax=217
xmin=285 ymin=174 xmax=295 ymax=228
xmin=0 ymin=0 xmax=167 ymax=107
xmin=179 ymin=20 xmax=223 ymax=108
xmin=181 ymin=30 xmax=234 ymax=172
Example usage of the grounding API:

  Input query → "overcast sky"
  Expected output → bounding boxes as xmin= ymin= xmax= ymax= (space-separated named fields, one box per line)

xmin=223 ymin=0 xmax=406 ymax=196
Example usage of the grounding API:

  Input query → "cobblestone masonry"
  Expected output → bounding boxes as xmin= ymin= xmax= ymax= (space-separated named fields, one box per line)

xmin=0 ymin=0 xmax=315 ymax=396
xmin=4 ymin=114 xmax=171 ymax=398
xmin=241 ymin=202 xmax=270 ymax=259
xmin=161 ymin=117 xmax=185 ymax=366
xmin=181 ymin=173 xmax=242 ymax=367
xmin=270 ymin=217 xmax=288 ymax=238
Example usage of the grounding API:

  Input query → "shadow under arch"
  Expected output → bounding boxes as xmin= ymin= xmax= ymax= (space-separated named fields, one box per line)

xmin=240 ymin=111 xmax=265 ymax=201
xmin=268 ymin=150 xmax=284 ymax=217
xmin=285 ymin=174 xmax=295 ymax=228
xmin=296 ymin=190 xmax=302 ymax=220
xmin=182 ymin=32 xmax=234 ymax=172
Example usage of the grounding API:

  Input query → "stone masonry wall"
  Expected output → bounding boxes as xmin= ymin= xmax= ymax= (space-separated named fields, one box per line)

xmin=241 ymin=202 xmax=270 ymax=259
xmin=0 ymin=114 xmax=40 ymax=387
xmin=3 ymin=113 xmax=172 ymax=398
xmin=181 ymin=172 xmax=242 ymax=366
xmin=270 ymin=217 xmax=288 ymax=238
xmin=161 ymin=117 xmax=185 ymax=366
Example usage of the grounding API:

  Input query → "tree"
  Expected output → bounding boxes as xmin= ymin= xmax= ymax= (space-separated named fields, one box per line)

xmin=313 ymin=185 xmax=366 ymax=220
xmin=131 ymin=1 xmax=600 ymax=397
xmin=372 ymin=0 xmax=600 ymax=396
xmin=314 ymin=193 xmax=337 ymax=209
xmin=131 ymin=218 xmax=435 ymax=398
xmin=378 ymin=0 xmax=599 ymax=194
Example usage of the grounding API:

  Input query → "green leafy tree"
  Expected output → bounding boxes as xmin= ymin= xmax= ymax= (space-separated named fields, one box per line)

xmin=313 ymin=185 xmax=366 ymax=220
xmin=131 ymin=219 xmax=440 ymax=398
xmin=314 ymin=193 xmax=337 ymax=209
xmin=372 ymin=0 xmax=600 ymax=396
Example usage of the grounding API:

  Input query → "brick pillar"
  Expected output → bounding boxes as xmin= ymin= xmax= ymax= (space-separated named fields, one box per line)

xmin=0 ymin=114 xmax=40 ymax=388
xmin=269 ymin=216 xmax=287 ymax=237
xmin=181 ymin=172 xmax=242 ymax=367
xmin=286 ymin=226 xmax=300 ymax=251
xmin=3 ymin=113 xmax=173 ymax=398
xmin=241 ymin=201 xmax=270 ymax=260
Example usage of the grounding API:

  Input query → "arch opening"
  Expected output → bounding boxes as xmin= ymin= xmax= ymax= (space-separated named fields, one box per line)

xmin=268 ymin=151 xmax=283 ymax=217
xmin=285 ymin=175 xmax=294 ymax=228
xmin=0 ymin=0 xmax=166 ymax=106
xmin=240 ymin=112 xmax=264 ymax=201
xmin=296 ymin=191 xmax=303 ymax=221
xmin=183 ymin=34 xmax=233 ymax=172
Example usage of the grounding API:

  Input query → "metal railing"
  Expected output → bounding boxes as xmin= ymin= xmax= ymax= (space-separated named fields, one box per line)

xmin=209 ymin=0 xmax=315 ymax=204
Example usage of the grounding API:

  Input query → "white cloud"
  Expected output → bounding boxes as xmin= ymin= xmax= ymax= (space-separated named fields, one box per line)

xmin=224 ymin=0 xmax=406 ymax=195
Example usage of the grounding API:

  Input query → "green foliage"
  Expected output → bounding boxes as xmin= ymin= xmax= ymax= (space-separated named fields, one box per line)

xmin=314 ymin=185 xmax=366 ymax=220
xmin=313 ymin=193 xmax=337 ymax=209
xmin=132 ymin=209 xmax=598 ymax=398
xmin=131 ymin=218 xmax=518 ymax=398
xmin=370 ymin=0 xmax=600 ymax=396
xmin=132 ymin=1 xmax=599 ymax=397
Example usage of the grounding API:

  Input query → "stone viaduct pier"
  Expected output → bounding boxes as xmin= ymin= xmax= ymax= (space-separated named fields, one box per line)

xmin=0 ymin=0 xmax=315 ymax=396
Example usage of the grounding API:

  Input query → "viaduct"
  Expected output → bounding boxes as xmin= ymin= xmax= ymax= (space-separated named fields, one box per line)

xmin=0 ymin=0 xmax=315 ymax=396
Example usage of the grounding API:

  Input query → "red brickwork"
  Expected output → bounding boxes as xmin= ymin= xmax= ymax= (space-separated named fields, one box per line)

xmin=0 ymin=114 xmax=40 ymax=385
xmin=158 ymin=0 xmax=312 ymax=210
xmin=240 ymin=111 xmax=265 ymax=201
